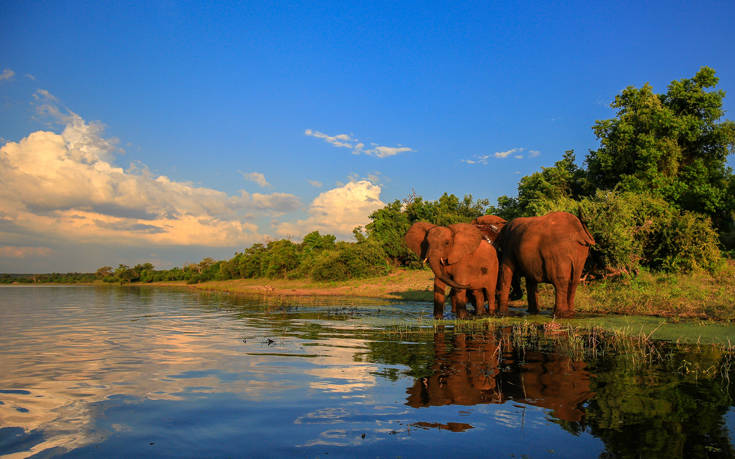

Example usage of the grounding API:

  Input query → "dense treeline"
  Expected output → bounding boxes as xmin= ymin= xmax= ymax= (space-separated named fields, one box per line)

xmin=8 ymin=67 xmax=734 ymax=285
xmin=0 ymin=272 xmax=97 ymax=284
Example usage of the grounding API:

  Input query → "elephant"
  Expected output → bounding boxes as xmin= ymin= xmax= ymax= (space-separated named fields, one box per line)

xmin=471 ymin=214 xmax=508 ymax=233
xmin=472 ymin=215 xmax=524 ymax=301
xmin=404 ymin=221 xmax=471 ymax=317
xmin=495 ymin=211 xmax=595 ymax=318
xmin=423 ymin=223 xmax=499 ymax=319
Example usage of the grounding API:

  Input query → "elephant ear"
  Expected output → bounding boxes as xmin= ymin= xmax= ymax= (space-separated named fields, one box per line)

xmin=447 ymin=223 xmax=482 ymax=264
xmin=404 ymin=221 xmax=437 ymax=259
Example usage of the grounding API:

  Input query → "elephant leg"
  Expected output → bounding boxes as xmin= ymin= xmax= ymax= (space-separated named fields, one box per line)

xmin=553 ymin=282 xmax=572 ymax=318
xmin=454 ymin=288 xmax=469 ymax=319
xmin=474 ymin=289 xmax=488 ymax=316
xmin=433 ymin=279 xmax=447 ymax=319
xmin=449 ymin=287 xmax=458 ymax=314
xmin=510 ymin=273 xmax=523 ymax=301
xmin=526 ymin=278 xmax=539 ymax=314
xmin=564 ymin=280 xmax=578 ymax=317
xmin=497 ymin=260 xmax=514 ymax=316
xmin=486 ymin=282 xmax=497 ymax=315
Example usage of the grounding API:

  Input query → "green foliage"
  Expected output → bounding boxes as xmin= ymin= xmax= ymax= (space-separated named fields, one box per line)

xmin=311 ymin=240 xmax=389 ymax=281
xmin=264 ymin=240 xmax=299 ymax=279
xmin=586 ymin=67 xmax=735 ymax=230
xmin=530 ymin=190 xmax=721 ymax=274
xmin=647 ymin=211 xmax=722 ymax=273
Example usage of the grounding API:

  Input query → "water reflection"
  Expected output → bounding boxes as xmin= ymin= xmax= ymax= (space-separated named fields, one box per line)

xmin=405 ymin=329 xmax=594 ymax=423
xmin=1 ymin=286 xmax=734 ymax=457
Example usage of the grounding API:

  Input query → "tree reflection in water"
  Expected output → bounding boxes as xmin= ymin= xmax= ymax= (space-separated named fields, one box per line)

xmin=368 ymin=325 xmax=735 ymax=457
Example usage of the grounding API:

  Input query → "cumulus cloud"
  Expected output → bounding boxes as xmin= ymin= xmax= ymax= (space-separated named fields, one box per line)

xmin=275 ymin=180 xmax=384 ymax=239
xmin=305 ymin=129 xmax=413 ymax=158
xmin=0 ymin=69 xmax=14 ymax=81
xmin=0 ymin=95 xmax=301 ymax=247
xmin=0 ymin=246 xmax=53 ymax=258
xmin=240 ymin=171 xmax=270 ymax=187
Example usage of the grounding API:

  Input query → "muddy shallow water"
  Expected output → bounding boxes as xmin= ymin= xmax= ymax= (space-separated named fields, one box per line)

xmin=1 ymin=286 xmax=734 ymax=457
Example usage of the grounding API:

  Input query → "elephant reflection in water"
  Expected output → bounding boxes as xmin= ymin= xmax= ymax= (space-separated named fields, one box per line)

xmin=406 ymin=328 xmax=594 ymax=423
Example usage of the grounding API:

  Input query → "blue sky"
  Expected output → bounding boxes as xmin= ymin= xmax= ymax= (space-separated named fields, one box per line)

xmin=1 ymin=1 xmax=734 ymax=272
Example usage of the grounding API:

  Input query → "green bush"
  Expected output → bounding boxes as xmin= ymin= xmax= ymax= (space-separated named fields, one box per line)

xmin=648 ymin=211 xmax=722 ymax=272
xmin=311 ymin=241 xmax=389 ymax=281
xmin=531 ymin=190 xmax=721 ymax=274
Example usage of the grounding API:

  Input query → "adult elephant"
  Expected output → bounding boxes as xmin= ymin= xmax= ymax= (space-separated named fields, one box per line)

xmin=423 ymin=223 xmax=499 ymax=319
xmin=496 ymin=212 xmax=594 ymax=318
xmin=405 ymin=222 xmax=470 ymax=318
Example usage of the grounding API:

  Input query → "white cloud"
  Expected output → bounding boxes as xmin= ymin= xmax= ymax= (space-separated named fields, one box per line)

xmin=0 ymin=69 xmax=14 ymax=81
xmin=0 ymin=94 xmax=302 ymax=247
xmin=0 ymin=246 xmax=53 ymax=258
xmin=494 ymin=147 xmax=523 ymax=158
xmin=304 ymin=129 xmax=355 ymax=148
xmin=462 ymin=147 xmax=540 ymax=165
xmin=241 ymin=171 xmax=270 ymax=187
xmin=25 ymin=73 xmax=36 ymax=81
xmin=308 ymin=180 xmax=323 ymax=188
xmin=305 ymin=129 xmax=413 ymax=158
xmin=275 ymin=180 xmax=384 ymax=239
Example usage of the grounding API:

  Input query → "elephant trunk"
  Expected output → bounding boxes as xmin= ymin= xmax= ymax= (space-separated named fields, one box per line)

xmin=427 ymin=255 xmax=470 ymax=290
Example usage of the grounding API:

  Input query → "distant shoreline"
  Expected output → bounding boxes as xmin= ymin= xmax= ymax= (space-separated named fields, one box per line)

xmin=5 ymin=263 xmax=734 ymax=321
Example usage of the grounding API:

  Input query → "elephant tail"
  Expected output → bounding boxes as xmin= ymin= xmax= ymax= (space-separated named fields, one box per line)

xmin=575 ymin=206 xmax=595 ymax=246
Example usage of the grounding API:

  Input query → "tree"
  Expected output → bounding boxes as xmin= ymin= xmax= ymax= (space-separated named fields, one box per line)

xmin=586 ymin=67 xmax=735 ymax=230
xmin=264 ymin=240 xmax=299 ymax=278
xmin=96 ymin=266 xmax=113 ymax=279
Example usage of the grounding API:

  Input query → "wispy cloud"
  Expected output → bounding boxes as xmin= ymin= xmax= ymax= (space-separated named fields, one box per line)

xmin=304 ymin=129 xmax=354 ymax=148
xmin=0 ymin=69 xmax=14 ymax=82
xmin=240 ymin=171 xmax=270 ymax=188
xmin=494 ymin=147 xmax=523 ymax=158
xmin=305 ymin=129 xmax=413 ymax=158
xmin=307 ymin=180 xmax=323 ymax=188
xmin=462 ymin=147 xmax=540 ymax=165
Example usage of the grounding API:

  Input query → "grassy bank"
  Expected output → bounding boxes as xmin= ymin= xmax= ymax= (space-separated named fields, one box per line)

xmin=151 ymin=260 xmax=735 ymax=321
xmin=149 ymin=268 xmax=437 ymax=301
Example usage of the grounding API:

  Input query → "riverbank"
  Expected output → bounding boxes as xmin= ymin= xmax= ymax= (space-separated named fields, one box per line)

xmin=149 ymin=260 xmax=735 ymax=321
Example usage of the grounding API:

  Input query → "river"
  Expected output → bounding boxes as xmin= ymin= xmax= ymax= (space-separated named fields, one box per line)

xmin=1 ymin=286 xmax=733 ymax=457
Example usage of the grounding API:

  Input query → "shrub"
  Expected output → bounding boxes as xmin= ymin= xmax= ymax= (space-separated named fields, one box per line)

xmin=531 ymin=190 xmax=722 ymax=274
xmin=311 ymin=241 xmax=389 ymax=281
xmin=648 ymin=211 xmax=722 ymax=272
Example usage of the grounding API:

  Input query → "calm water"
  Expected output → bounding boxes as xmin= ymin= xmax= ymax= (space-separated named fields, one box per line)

xmin=1 ymin=286 xmax=734 ymax=458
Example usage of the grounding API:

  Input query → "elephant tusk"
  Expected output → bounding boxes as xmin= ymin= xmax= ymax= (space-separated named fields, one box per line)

xmin=422 ymin=257 xmax=428 ymax=264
